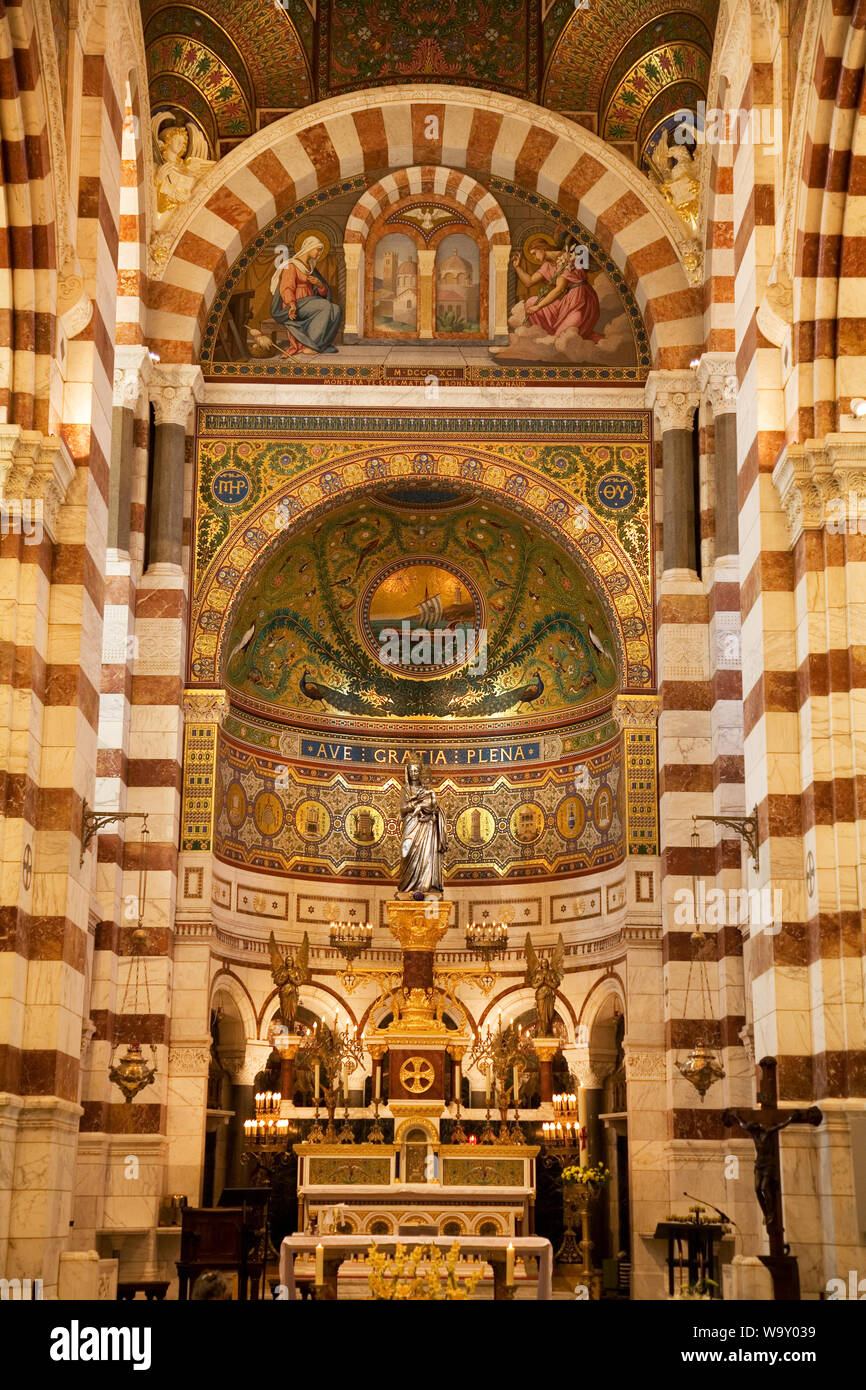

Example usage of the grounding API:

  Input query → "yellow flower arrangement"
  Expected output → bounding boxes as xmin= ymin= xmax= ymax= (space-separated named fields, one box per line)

xmin=561 ymin=1162 xmax=610 ymax=1190
xmin=367 ymin=1241 xmax=484 ymax=1301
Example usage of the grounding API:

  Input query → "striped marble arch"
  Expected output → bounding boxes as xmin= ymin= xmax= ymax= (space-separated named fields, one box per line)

xmin=146 ymin=85 xmax=704 ymax=368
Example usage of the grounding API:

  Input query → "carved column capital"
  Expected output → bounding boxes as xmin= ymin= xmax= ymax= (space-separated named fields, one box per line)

xmin=773 ymin=435 xmax=866 ymax=546
xmin=613 ymin=694 xmax=659 ymax=731
xmin=223 ymin=1040 xmax=274 ymax=1087
xmin=150 ymin=365 xmax=204 ymax=427
xmin=644 ymin=370 xmax=700 ymax=433
xmin=0 ymin=425 xmax=76 ymax=541
xmin=113 ymin=346 xmax=153 ymax=410
xmin=183 ymin=688 xmax=230 ymax=725
xmin=571 ymin=1056 xmax=603 ymax=1090
xmin=696 ymin=353 xmax=738 ymax=413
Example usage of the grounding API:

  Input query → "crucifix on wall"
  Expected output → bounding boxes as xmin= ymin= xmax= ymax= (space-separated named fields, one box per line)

xmin=722 ymin=1056 xmax=822 ymax=1300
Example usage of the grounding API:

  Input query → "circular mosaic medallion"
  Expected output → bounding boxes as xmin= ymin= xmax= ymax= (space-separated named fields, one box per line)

xmin=345 ymin=805 xmax=384 ymax=845
xmin=294 ymin=799 xmax=331 ymax=842
xmin=252 ymin=790 xmax=284 ymax=837
xmin=358 ymin=557 xmax=483 ymax=676
xmin=225 ymin=781 xmax=247 ymax=828
xmin=509 ymin=802 xmax=544 ymax=845
xmin=211 ymin=468 xmax=251 ymax=505
xmin=454 ymin=806 xmax=496 ymax=847
xmin=595 ymin=472 xmax=635 ymax=510
xmin=556 ymin=795 xmax=587 ymax=839
xmin=593 ymin=785 xmax=614 ymax=831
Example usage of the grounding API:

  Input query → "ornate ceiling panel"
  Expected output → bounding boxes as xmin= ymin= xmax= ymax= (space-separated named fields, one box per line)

xmin=146 ymin=32 xmax=253 ymax=138
xmin=318 ymin=0 xmax=539 ymax=100
xmin=602 ymin=43 xmax=710 ymax=143
xmin=141 ymin=1 xmax=312 ymax=131
xmin=543 ymin=0 xmax=717 ymax=115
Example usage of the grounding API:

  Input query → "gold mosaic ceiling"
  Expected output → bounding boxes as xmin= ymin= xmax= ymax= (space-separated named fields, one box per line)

xmin=141 ymin=1 xmax=719 ymax=163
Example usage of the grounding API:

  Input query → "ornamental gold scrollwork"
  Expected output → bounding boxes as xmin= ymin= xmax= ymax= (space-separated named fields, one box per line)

xmin=399 ymin=1057 xmax=435 ymax=1094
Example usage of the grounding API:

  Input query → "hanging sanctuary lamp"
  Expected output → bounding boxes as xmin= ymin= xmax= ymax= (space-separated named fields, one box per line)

xmin=109 ymin=818 xmax=158 ymax=1103
xmin=675 ymin=821 xmax=725 ymax=1100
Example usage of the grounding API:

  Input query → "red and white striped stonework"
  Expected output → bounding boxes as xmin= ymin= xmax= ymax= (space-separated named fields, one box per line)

xmin=146 ymin=87 xmax=702 ymax=370
xmin=343 ymin=165 xmax=511 ymax=244
xmin=1 ymin=0 xmax=865 ymax=1302
xmin=795 ymin=0 xmax=866 ymax=435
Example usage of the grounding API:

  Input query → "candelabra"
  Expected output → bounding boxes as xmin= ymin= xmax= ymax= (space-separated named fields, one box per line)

xmin=464 ymin=919 xmax=508 ymax=990
xmin=242 ymin=1092 xmax=291 ymax=1184
xmin=468 ymin=1018 xmax=534 ymax=1142
xmin=539 ymin=1102 xmax=589 ymax=1265
xmin=330 ymin=920 xmax=373 ymax=989
xmin=298 ymin=1016 xmax=366 ymax=1142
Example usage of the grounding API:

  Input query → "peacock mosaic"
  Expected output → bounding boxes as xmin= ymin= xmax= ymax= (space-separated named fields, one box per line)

xmin=191 ymin=409 xmax=654 ymax=732
xmin=185 ymin=408 xmax=657 ymax=879
xmin=221 ymin=494 xmax=620 ymax=730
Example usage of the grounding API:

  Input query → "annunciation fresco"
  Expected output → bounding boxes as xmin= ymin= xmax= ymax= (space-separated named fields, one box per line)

xmin=200 ymin=176 xmax=650 ymax=385
xmin=495 ymin=234 xmax=634 ymax=366
xmin=221 ymin=495 xmax=620 ymax=728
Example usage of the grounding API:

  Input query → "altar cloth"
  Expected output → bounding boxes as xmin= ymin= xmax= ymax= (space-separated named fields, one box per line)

xmin=278 ymin=1233 xmax=553 ymax=1300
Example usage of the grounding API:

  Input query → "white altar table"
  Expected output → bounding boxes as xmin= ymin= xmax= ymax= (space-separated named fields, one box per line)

xmin=278 ymin=1233 xmax=554 ymax=1300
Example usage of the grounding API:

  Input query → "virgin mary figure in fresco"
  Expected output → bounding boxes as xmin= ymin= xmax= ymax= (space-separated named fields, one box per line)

xmin=511 ymin=237 xmax=602 ymax=342
xmin=269 ymin=235 xmax=342 ymax=355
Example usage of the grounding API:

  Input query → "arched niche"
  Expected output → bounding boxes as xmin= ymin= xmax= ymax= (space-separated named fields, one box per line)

xmin=342 ymin=169 xmax=510 ymax=343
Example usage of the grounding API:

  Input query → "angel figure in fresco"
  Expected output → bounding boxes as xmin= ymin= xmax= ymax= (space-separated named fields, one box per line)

xmin=510 ymin=236 xmax=602 ymax=342
xmin=269 ymin=236 xmax=342 ymax=355
xmin=268 ymin=931 xmax=310 ymax=1029
xmin=524 ymin=933 xmax=565 ymax=1036
xmin=151 ymin=112 xmax=214 ymax=218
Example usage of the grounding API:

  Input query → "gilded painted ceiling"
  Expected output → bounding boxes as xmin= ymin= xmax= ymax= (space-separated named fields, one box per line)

xmin=223 ymin=491 xmax=619 ymax=732
xmin=141 ymin=1 xmax=719 ymax=162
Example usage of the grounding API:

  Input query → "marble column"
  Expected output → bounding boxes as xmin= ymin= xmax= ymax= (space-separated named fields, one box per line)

xmin=147 ymin=366 xmax=203 ymax=569
xmin=698 ymin=354 xmax=739 ymax=561
xmin=417 ymin=249 xmax=436 ymax=339
xmin=534 ymin=1041 xmax=558 ymax=1103
xmin=224 ymin=1042 xmax=274 ymax=1187
xmin=110 ymin=347 xmax=151 ymax=556
xmin=368 ymin=1045 xmax=386 ymax=1103
xmin=448 ymin=1044 xmax=466 ymax=1107
xmin=491 ymin=244 xmax=511 ymax=343
xmin=342 ymin=242 xmax=363 ymax=341
xmin=645 ymin=371 xmax=700 ymax=575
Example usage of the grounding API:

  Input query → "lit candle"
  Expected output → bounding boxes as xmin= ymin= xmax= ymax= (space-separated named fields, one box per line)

xmin=315 ymin=1243 xmax=324 ymax=1285
xmin=506 ymin=1243 xmax=515 ymax=1286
